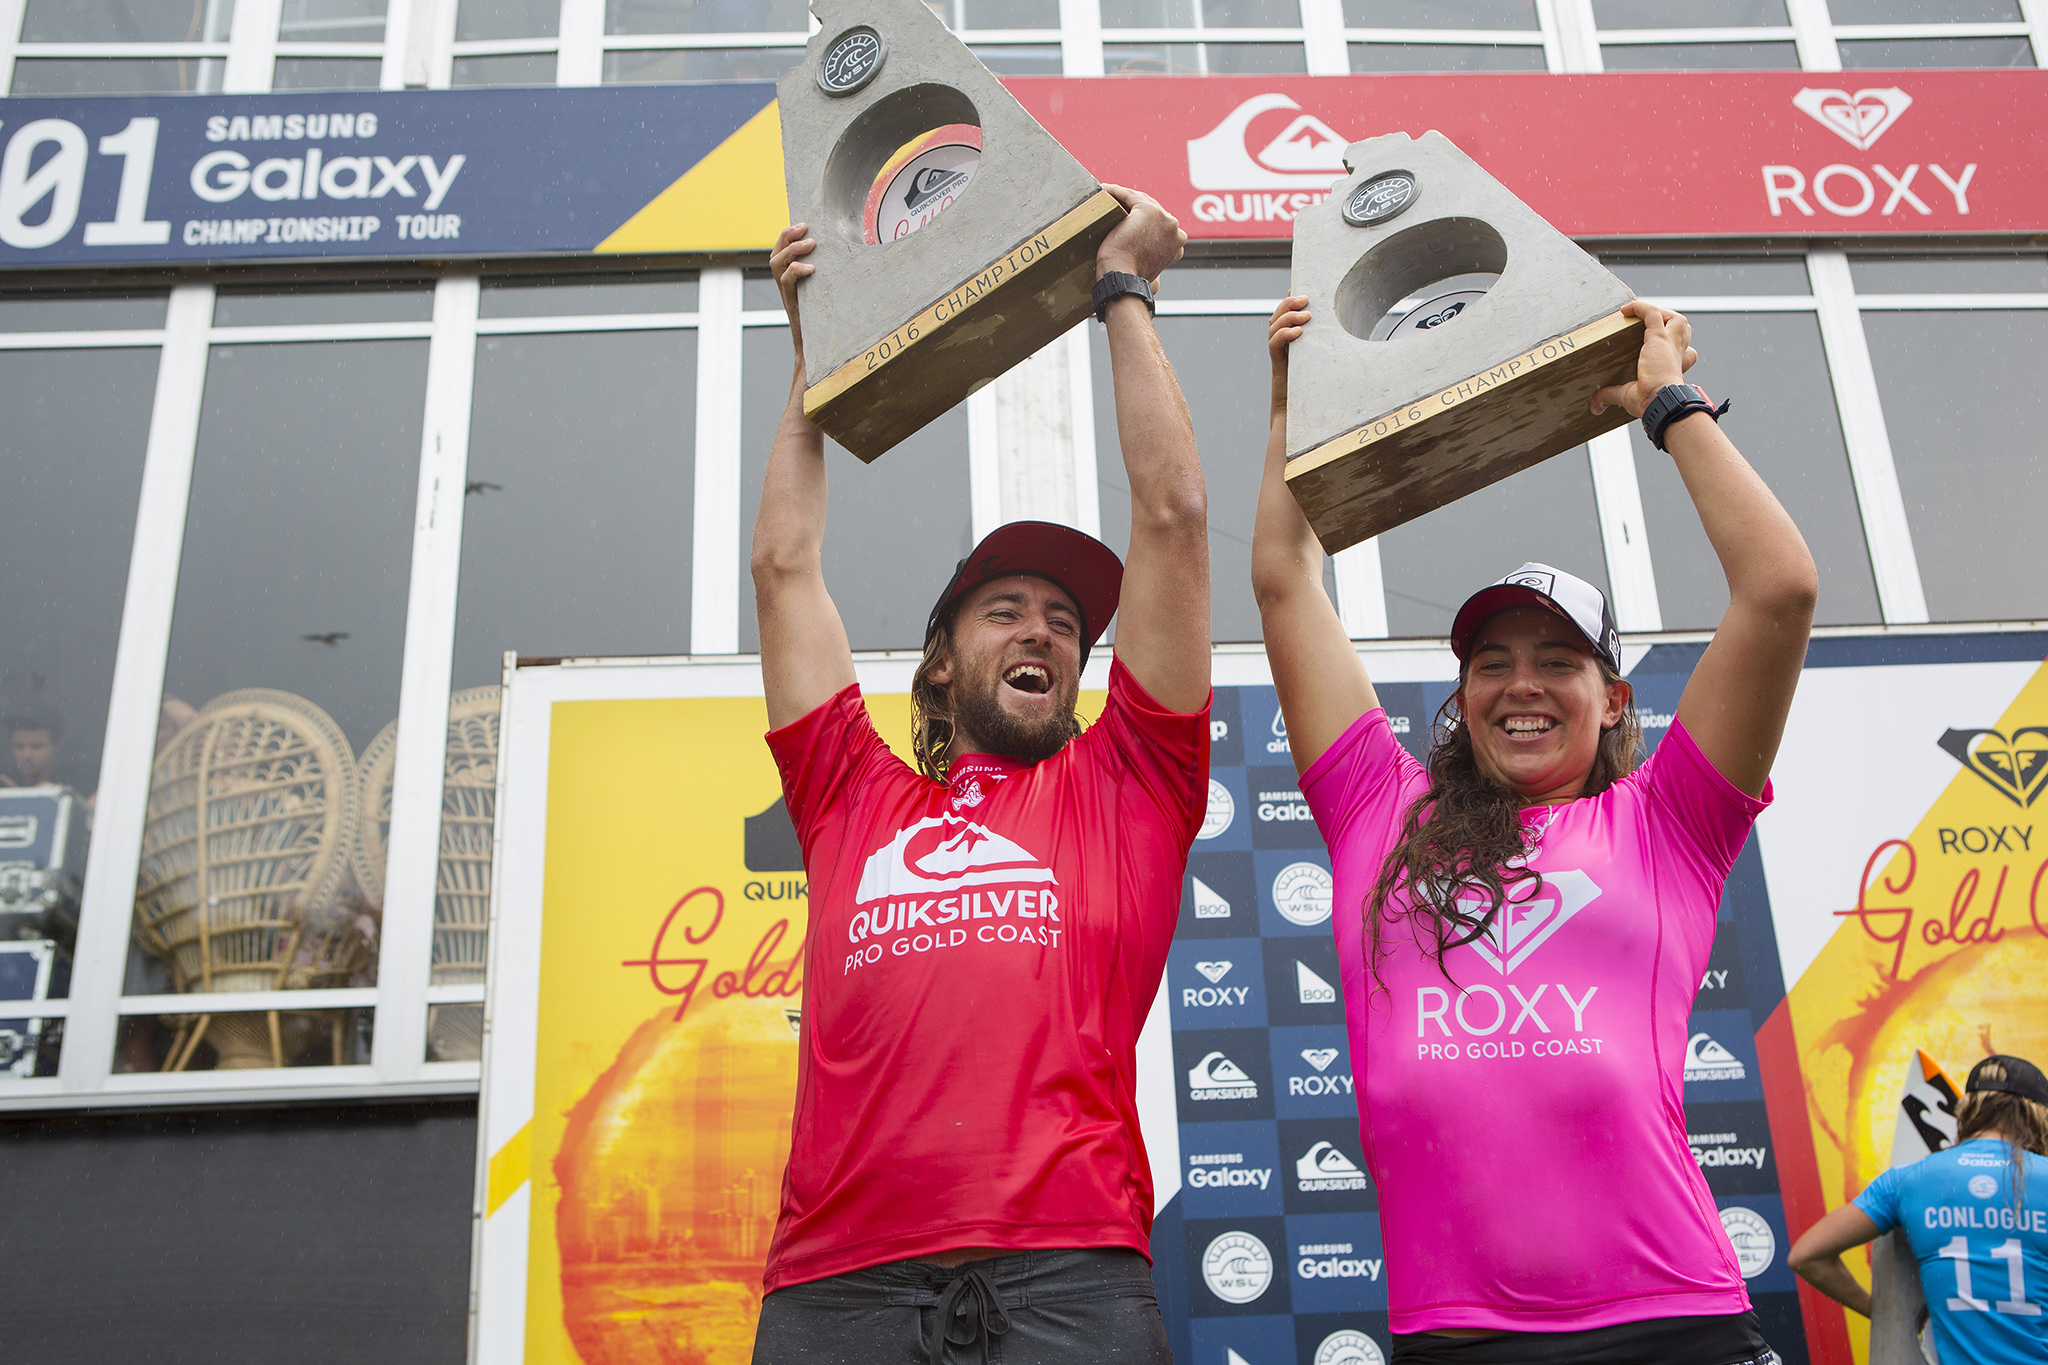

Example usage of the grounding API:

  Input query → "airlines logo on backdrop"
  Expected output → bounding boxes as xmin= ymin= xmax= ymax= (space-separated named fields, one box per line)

xmin=1186 ymin=93 xmax=1347 ymax=226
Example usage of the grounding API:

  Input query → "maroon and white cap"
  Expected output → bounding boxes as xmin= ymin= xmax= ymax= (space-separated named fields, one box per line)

xmin=1450 ymin=563 xmax=1622 ymax=674
xmin=925 ymin=520 xmax=1124 ymax=668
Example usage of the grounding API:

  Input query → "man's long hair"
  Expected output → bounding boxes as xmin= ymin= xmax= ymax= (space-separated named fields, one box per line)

xmin=908 ymin=614 xmax=1083 ymax=781
xmin=1365 ymin=659 xmax=1641 ymax=976
xmin=1956 ymin=1059 xmax=2048 ymax=1214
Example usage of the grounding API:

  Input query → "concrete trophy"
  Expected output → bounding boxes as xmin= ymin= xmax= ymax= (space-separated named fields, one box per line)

xmin=1285 ymin=131 xmax=1641 ymax=553
xmin=780 ymin=0 xmax=1125 ymax=461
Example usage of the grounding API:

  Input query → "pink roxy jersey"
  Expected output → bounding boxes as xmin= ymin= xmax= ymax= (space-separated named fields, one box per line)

xmin=1299 ymin=709 xmax=1769 ymax=1334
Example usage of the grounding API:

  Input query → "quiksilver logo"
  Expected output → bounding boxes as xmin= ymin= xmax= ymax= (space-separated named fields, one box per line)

xmin=1188 ymin=1050 xmax=1258 ymax=1100
xmin=1685 ymin=1032 xmax=1746 ymax=1082
xmin=1295 ymin=1141 xmax=1369 ymax=1192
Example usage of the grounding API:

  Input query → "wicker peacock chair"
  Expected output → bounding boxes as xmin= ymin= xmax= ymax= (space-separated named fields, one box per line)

xmin=353 ymin=686 xmax=501 ymax=1060
xmin=133 ymin=689 xmax=374 ymax=1070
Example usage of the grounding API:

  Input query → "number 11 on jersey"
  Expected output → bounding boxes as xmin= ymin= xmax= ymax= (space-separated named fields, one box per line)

xmin=1940 ymin=1236 xmax=2043 ymax=1316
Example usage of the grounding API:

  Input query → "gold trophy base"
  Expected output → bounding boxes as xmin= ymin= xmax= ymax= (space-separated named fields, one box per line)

xmin=803 ymin=189 xmax=1126 ymax=463
xmin=1285 ymin=311 xmax=1645 ymax=554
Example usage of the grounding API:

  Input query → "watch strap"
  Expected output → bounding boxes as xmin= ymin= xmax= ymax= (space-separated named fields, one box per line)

xmin=1092 ymin=271 xmax=1155 ymax=323
xmin=1642 ymin=383 xmax=1731 ymax=452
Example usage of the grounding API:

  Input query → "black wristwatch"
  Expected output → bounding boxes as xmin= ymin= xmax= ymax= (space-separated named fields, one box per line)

xmin=1641 ymin=383 xmax=1731 ymax=452
xmin=1092 ymin=270 xmax=1155 ymax=323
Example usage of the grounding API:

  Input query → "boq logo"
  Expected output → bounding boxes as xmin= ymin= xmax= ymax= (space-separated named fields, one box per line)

xmin=1201 ymin=1230 xmax=1274 ymax=1303
xmin=864 ymin=125 xmax=981 ymax=245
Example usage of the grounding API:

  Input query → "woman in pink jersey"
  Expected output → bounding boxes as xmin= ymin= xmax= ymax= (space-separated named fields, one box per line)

xmin=1250 ymin=297 xmax=1817 ymax=1365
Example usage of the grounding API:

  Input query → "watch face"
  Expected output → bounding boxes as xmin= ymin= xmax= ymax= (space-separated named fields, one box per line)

xmin=817 ymin=27 xmax=886 ymax=96
xmin=863 ymin=124 xmax=981 ymax=244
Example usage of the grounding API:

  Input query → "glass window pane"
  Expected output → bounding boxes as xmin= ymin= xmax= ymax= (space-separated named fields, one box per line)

xmin=1102 ymin=0 xmax=1197 ymax=24
xmin=10 ymin=57 xmax=224 ymax=94
xmin=1092 ymin=315 xmax=1274 ymax=644
xmin=1380 ymin=453 xmax=1610 ymax=638
xmin=129 ymin=339 xmax=429 ymax=998
xmin=278 ymin=0 xmax=388 ymax=41
xmin=1170 ymin=258 xmax=1291 ymax=299
xmin=457 ymin=0 xmax=561 ymax=40
xmin=213 ymin=284 xmax=434 ymax=326
xmin=602 ymin=47 xmax=803 ymax=80
xmin=972 ymin=43 xmax=1064 ymax=72
xmin=1830 ymin=0 xmax=2019 ymax=19
xmin=271 ymin=57 xmax=385 ymax=89
xmin=1848 ymin=255 xmax=2048 ymax=293
xmin=1599 ymin=42 xmax=1799 ymax=68
xmin=1105 ymin=42 xmax=1202 ymax=71
xmin=1838 ymin=36 xmax=2033 ymax=67
xmin=1342 ymin=0 xmax=1537 ymax=27
xmin=1862 ymin=311 xmax=2048 ymax=622
xmin=1626 ymin=313 xmax=1878 ymax=629
xmin=480 ymin=274 xmax=699 ymax=317
xmin=450 ymin=330 xmax=698 ymax=686
xmin=1206 ymin=42 xmax=1309 ymax=71
xmin=963 ymin=0 xmax=1061 ymax=27
xmin=114 ymin=1007 xmax=372 ymax=1071
xmin=742 ymin=268 xmax=785 ymax=311
xmin=452 ymin=52 xmax=558 ymax=85
xmin=1601 ymin=257 xmax=1811 ymax=295
xmin=1 ymin=347 xmax=159 ymax=1040
xmin=1594 ymin=0 xmax=1784 ymax=22
xmin=606 ymin=0 xmax=810 ymax=33
xmin=740 ymin=327 xmax=973 ymax=652
xmin=21 ymin=0 xmax=235 ymax=42
xmin=1349 ymin=42 xmax=1546 ymax=70
xmin=1203 ymin=0 xmax=1306 ymax=25
xmin=0 ymin=291 xmax=169 ymax=332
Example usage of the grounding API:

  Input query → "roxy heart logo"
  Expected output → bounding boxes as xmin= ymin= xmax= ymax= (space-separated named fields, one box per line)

xmin=1461 ymin=869 xmax=1602 ymax=974
xmin=1938 ymin=725 xmax=2048 ymax=808
xmin=1187 ymin=93 xmax=1348 ymax=191
xmin=1793 ymin=87 xmax=1913 ymax=152
xmin=1195 ymin=960 xmax=1235 ymax=983
xmin=1300 ymin=1047 xmax=1339 ymax=1072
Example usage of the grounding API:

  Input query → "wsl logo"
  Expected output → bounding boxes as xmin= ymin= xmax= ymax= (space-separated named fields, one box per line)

xmin=1295 ymin=1141 xmax=1369 ymax=1193
xmin=1188 ymin=1050 xmax=1259 ymax=1101
xmin=1316 ymin=1330 xmax=1386 ymax=1365
xmin=1685 ymin=1031 xmax=1747 ymax=1083
xmin=1201 ymin=1231 xmax=1274 ymax=1304
xmin=1199 ymin=779 xmax=1236 ymax=840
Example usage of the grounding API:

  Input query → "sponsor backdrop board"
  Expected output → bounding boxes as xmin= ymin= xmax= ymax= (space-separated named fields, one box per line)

xmin=4 ymin=70 xmax=2042 ymax=270
xmin=472 ymin=633 xmax=2048 ymax=1365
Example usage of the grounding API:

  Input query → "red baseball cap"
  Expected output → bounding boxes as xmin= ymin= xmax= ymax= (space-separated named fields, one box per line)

xmin=925 ymin=521 xmax=1124 ymax=668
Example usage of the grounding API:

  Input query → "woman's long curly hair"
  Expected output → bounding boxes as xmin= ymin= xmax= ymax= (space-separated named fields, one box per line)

xmin=1366 ymin=657 xmax=1642 ymax=977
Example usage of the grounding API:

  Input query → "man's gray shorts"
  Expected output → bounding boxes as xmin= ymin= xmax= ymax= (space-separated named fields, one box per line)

xmin=751 ymin=1247 xmax=1174 ymax=1365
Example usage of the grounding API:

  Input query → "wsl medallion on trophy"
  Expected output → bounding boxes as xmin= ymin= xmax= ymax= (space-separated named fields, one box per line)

xmin=1285 ymin=132 xmax=1644 ymax=552
xmin=779 ymin=0 xmax=1125 ymax=462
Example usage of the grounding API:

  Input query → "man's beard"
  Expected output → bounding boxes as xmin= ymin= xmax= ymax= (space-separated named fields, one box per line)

xmin=951 ymin=667 xmax=1077 ymax=765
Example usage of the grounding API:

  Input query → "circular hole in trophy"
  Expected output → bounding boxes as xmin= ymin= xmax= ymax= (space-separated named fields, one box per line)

xmin=863 ymin=123 xmax=982 ymax=245
xmin=1369 ymin=271 xmax=1501 ymax=341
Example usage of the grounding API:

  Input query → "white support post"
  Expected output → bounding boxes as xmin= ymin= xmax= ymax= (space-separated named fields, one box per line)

xmin=1549 ymin=0 xmax=1601 ymax=71
xmin=1059 ymin=0 xmax=1105 ymax=75
xmin=2022 ymin=0 xmax=2048 ymax=64
xmin=1587 ymin=429 xmax=1662 ymax=631
xmin=558 ymin=0 xmax=604 ymax=85
xmin=1531 ymin=0 xmax=1568 ymax=73
xmin=382 ymin=0 xmax=416 ymax=87
xmin=968 ymin=386 xmax=1002 ymax=544
xmin=691 ymin=267 xmax=743 ymax=655
xmin=1067 ymin=324 xmax=1102 ymax=539
xmin=1785 ymin=0 xmax=1841 ymax=70
xmin=224 ymin=0 xmax=282 ymax=92
xmin=1807 ymin=250 xmax=1929 ymax=624
xmin=400 ymin=0 xmax=443 ymax=86
xmin=0 ymin=0 xmax=25 ymax=93
xmin=994 ymin=336 xmax=1085 ymax=529
xmin=60 ymin=285 xmax=214 ymax=1092
xmin=1333 ymin=539 xmax=1389 ymax=639
xmin=1298 ymin=0 xmax=1349 ymax=75
xmin=372 ymin=273 xmax=481 ymax=1084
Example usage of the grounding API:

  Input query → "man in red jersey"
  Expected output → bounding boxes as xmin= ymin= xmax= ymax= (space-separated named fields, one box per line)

xmin=749 ymin=186 xmax=1210 ymax=1365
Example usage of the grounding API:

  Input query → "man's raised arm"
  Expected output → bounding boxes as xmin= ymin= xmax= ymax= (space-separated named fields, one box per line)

xmin=1096 ymin=186 xmax=1209 ymax=713
xmin=752 ymin=223 xmax=857 ymax=730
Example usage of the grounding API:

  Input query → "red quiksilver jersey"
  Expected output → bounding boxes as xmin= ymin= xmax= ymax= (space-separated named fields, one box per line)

xmin=761 ymin=659 xmax=1210 ymax=1291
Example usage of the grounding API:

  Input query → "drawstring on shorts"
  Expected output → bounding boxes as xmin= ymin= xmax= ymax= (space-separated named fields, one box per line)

xmin=924 ymin=1264 xmax=1013 ymax=1365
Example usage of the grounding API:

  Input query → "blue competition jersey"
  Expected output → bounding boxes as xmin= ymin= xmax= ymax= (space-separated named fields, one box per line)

xmin=1856 ymin=1138 xmax=2048 ymax=1365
